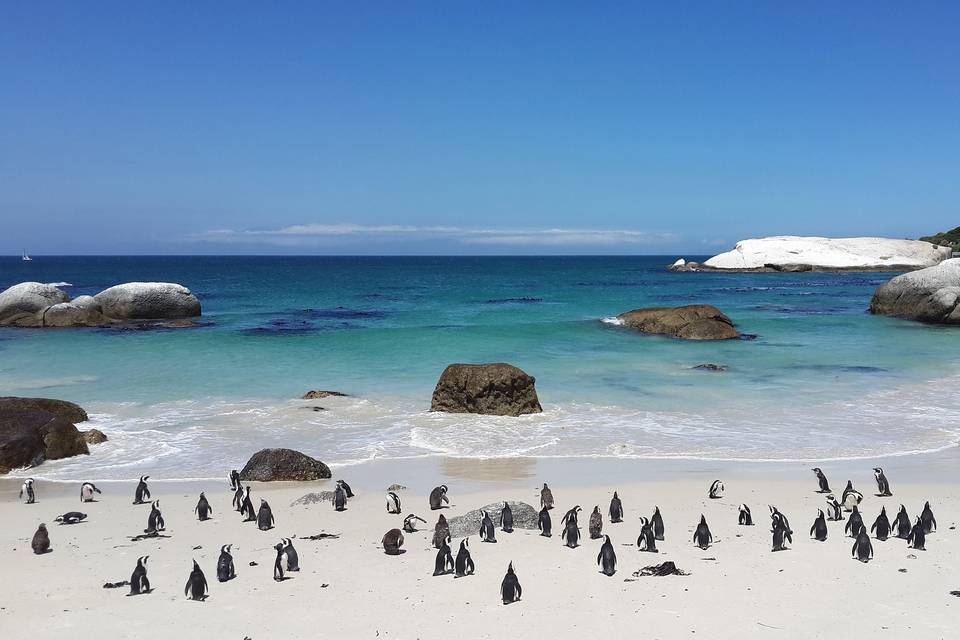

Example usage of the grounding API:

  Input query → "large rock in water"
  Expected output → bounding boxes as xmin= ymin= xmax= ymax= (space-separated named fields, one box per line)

xmin=670 ymin=236 xmax=952 ymax=272
xmin=94 ymin=283 xmax=201 ymax=320
xmin=430 ymin=363 xmax=542 ymax=416
xmin=239 ymin=448 xmax=331 ymax=481
xmin=0 ymin=283 xmax=70 ymax=326
xmin=0 ymin=408 xmax=89 ymax=474
xmin=446 ymin=501 xmax=539 ymax=538
xmin=869 ymin=258 xmax=960 ymax=324
xmin=0 ymin=397 xmax=88 ymax=424
xmin=614 ymin=305 xmax=740 ymax=340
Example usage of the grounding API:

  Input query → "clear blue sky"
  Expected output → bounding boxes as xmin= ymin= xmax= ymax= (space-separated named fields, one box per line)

xmin=1 ymin=2 xmax=957 ymax=255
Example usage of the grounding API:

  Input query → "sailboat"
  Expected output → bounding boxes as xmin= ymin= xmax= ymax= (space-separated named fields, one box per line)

xmin=21 ymin=249 xmax=32 ymax=261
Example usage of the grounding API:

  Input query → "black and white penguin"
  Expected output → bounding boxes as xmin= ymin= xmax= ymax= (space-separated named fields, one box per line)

xmin=893 ymin=504 xmax=911 ymax=539
xmin=811 ymin=467 xmax=831 ymax=493
xmin=769 ymin=505 xmax=793 ymax=535
xmin=844 ymin=505 xmax=864 ymax=538
xmin=80 ymin=481 xmax=101 ymax=503
xmin=708 ymin=480 xmax=724 ymax=499
xmin=256 ymin=499 xmax=275 ymax=531
xmin=232 ymin=482 xmax=245 ymax=512
xmin=229 ymin=469 xmax=240 ymax=491
xmin=480 ymin=510 xmax=498 ymax=543
xmin=871 ymin=506 xmax=891 ymax=541
xmin=20 ymin=478 xmax=36 ymax=504
xmin=693 ymin=515 xmax=712 ymax=549
xmin=637 ymin=517 xmax=657 ymax=552
xmin=561 ymin=505 xmax=581 ymax=529
xmin=455 ymin=538 xmax=475 ymax=577
xmin=500 ymin=562 xmax=522 ymax=605
xmin=54 ymin=511 xmax=87 ymax=525
xmin=852 ymin=529 xmax=874 ymax=563
xmin=145 ymin=500 xmax=165 ymax=534
xmin=810 ymin=509 xmax=828 ymax=541
xmin=432 ymin=514 xmax=450 ymax=549
xmin=540 ymin=483 xmax=554 ymax=510
xmin=841 ymin=481 xmax=863 ymax=512
xmin=31 ymin=523 xmax=50 ymax=554
xmin=280 ymin=538 xmax=299 ymax=571
xmin=216 ymin=545 xmax=235 ymax=582
xmin=403 ymin=514 xmax=427 ymax=533
xmin=336 ymin=479 xmax=355 ymax=498
xmin=907 ymin=517 xmax=926 ymax=551
xmin=771 ymin=511 xmax=792 ymax=551
xmin=195 ymin=492 xmax=212 ymax=521
xmin=386 ymin=491 xmax=402 ymax=515
xmin=589 ymin=506 xmax=603 ymax=539
xmin=500 ymin=502 xmax=514 ymax=533
xmin=651 ymin=506 xmax=665 ymax=540
xmin=433 ymin=535 xmax=454 ymax=576
xmin=825 ymin=495 xmax=844 ymax=521
xmin=273 ymin=542 xmax=286 ymax=581
xmin=537 ymin=506 xmax=552 ymax=537
xmin=597 ymin=535 xmax=617 ymax=576
xmin=333 ymin=484 xmax=348 ymax=512
xmin=240 ymin=486 xmax=255 ymax=521
xmin=738 ymin=504 xmax=753 ymax=526
xmin=133 ymin=475 xmax=151 ymax=505
xmin=920 ymin=501 xmax=937 ymax=534
xmin=382 ymin=528 xmax=405 ymax=555
xmin=873 ymin=467 xmax=892 ymax=497
xmin=608 ymin=491 xmax=623 ymax=523
xmin=129 ymin=556 xmax=150 ymax=595
xmin=184 ymin=560 xmax=208 ymax=600
xmin=429 ymin=485 xmax=449 ymax=510
xmin=562 ymin=506 xmax=581 ymax=548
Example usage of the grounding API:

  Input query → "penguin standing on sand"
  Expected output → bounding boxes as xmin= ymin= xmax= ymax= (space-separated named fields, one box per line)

xmin=871 ymin=506 xmax=891 ymax=541
xmin=232 ymin=482 xmax=245 ymax=512
xmin=80 ymin=482 xmax=101 ymax=502
xmin=810 ymin=509 xmax=828 ymax=541
xmin=229 ymin=470 xmax=240 ymax=491
xmin=256 ymin=499 xmax=275 ymax=531
xmin=738 ymin=504 xmax=753 ymax=526
xmin=337 ymin=479 xmax=355 ymax=498
xmin=129 ymin=556 xmax=150 ymax=595
xmin=651 ymin=506 xmax=665 ymax=540
xmin=852 ymin=529 xmax=874 ymax=562
xmin=845 ymin=506 xmax=865 ymax=538
xmin=20 ymin=478 xmax=36 ymax=504
xmin=893 ymin=505 xmax=911 ymax=539
xmin=386 ymin=492 xmax=402 ymax=515
xmin=500 ymin=502 xmax=514 ymax=533
xmin=240 ymin=486 xmax=255 ymax=521
xmin=433 ymin=536 xmax=454 ymax=576
xmin=382 ymin=528 xmax=405 ymax=555
xmin=589 ymin=506 xmax=603 ymax=539
xmin=637 ymin=517 xmax=657 ymax=552
xmin=333 ymin=484 xmax=348 ymax=512
xmin=145 ymin=500 xmax=165 ymax=534
xmin=195 ymin=492 xmax=212 ymax=521
xmin=54 ymin=512 xmax=87 ymax=524
xmin=841 ymin=481 xmax=863 ymax=511
xmin=920 ymin=501 xmax=937 ymax=534
xmin=825 ymin=495 xmax=844 ymax=521
xmin=184 ymin=560 xmax=208 ymax=600
xmin=31 ymin=523 xmax=50 ymax=554
xmin=771 ymin=512 xmax=792 ymax=551
xmin=562 ymin=506 xmax=581 ymax=548
xmin=133 ymin=476 xmax=151 ymax=505
xmin=769 ymin=506 xmax=793 ymax=535
xmin=500 ymin=562 xmax=522 ymax=605
xmin=907 ymin=517 xmax=926 ymax=551
xmin=693 ymin=515 xmax=712 ymax=550
xmin=812 ymin=468 xmax=831 ymax=493
xmin=455 ymin=538 xmax=475 ymax=577
xmin=538 ymin=506 xmax=552 ymax=537
xmin=273 ymin=542 xmax=286 ymax=581
xmin=432 ymin=514 xmax=450 ymax=549
xmin=540 ymin=483 xmax=554 ymax=510
xmin=480 ymin=510 xmax=498 ymax=543
xmin=609 ymin=491 xmax=623 ymax=523
xmin=873 ymin=468 xmax=892 ymax=497
xmin=429 ymin=485 xmax=449 ymax=510
xmin=216 ymin=545 xmax=235 ymax=582
xmin=597 ymin=535 xmax=617 ymax=576
xmin=708 ymin=480 xmax=725 ymax=499
xmin=403 ymin=514 xmax=427 ymax=533
xmin=282 ymin=538 xmax=299 ymax=572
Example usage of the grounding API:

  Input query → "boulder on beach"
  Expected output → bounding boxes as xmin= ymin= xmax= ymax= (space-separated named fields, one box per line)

xmin=446 ymin=501 xmax=539 ymax=538
xmin=0 ymin=282 xmax=70 ymax=326
xmin=301 ymin=390 xmax=348 ymax=400
xmin=0 ymin=397 xmax=88 ymax=424
xmin=613 ymin=305 xmax=740 ymax=340
xmin=869 ymin=258 xmax=960 ymax=324
xmin=94 ymin=282 xmax=201 ymax=320
xmin=430 ymin=363 xmax=542 ymax=417
xmin=82 ymin=429 xmax=108 ymax=445
xmin=0 ymin=408 xmax=89 ymax=474
xmin=239 ymin=448 xmax=331 ymax=481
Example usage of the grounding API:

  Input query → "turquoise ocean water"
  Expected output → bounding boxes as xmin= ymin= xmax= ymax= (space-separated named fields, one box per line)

xmin=1 ymin=256 xmax=958 ymax=480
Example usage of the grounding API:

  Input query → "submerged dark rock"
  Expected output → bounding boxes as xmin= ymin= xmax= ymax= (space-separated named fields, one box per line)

xmin=692 ymin=364 xmax=728 ymax=372
xmin=431 ymin=363 xmax=542 ymax=416
xmin=301 ymin=390 xmax=349 ymax=400
xmin=614 ymin=305 xmax=740 ymax=340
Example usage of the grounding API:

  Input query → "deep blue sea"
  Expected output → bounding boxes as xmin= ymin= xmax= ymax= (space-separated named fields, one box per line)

xmin=2 ymin=256 xmax=958 ymax=480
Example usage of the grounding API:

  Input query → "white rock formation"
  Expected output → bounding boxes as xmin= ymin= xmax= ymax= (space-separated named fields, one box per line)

xmin=870 ymin=258 xmax=960 ymax=324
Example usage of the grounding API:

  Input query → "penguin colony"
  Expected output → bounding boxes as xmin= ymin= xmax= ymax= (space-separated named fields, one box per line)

xmin=17 ymin=465 xmax=942 ymax=604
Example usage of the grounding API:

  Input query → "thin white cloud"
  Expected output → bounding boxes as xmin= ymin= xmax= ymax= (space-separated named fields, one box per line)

xmin=196 ymin=224 xmax=677 ymax=247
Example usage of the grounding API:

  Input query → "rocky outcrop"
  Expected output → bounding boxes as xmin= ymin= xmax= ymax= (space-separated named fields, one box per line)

xmin=82 ymin=429 xmax=108 ymax=445
xmin=446 ymin=501 xmax=539 ymax=538
xmin=430 ymin=364 xmax=542 ymax=416
xmin=869 ymin=258 xmax=960 ymax=324
xmin=301 ymin=390 xmax=348 ymax=400
xmin=0 ymin=397 xmax=88 ymax=424
xmin=612 ymin=305 xmax=740 ymax=340
xmin=670 ymin=237 xmax=952 ymax=273
xmin=239 ymin=448 xmax=331 ymax=481
xmin=0 ymin=408 xmax=89 ymax=474
xmin=0 ymin=281 xmax=201 ymax=328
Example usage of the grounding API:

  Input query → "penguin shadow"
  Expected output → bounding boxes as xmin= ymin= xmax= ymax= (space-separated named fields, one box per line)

xmin=34 ymin=549 xmax=54 ymax=555
xmin=126 ymin=589 xmax=155 ymax=597
xmin=274 ymin=576 xmax=293 ymax=582
xmin=384 ymin=549 xmax=407 ymax=555
xmin=56 ymin=521 xmax=88 ymax=526
xmin=503 ymin=598 xmax=520 ymax=606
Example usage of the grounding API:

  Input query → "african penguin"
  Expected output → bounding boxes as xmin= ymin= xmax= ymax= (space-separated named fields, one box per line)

xmin=382 ymin=528 xmax=405 ymax=555
xmin=873 ymin=467 xmax=892 ymax=497
xmin=537 ymin=506 xmax=552 ymax=537
xmin=871 ymin=506 xmax=891 ymax=541
xmin=31 ymin=523 xmax=50 ymax=554
xmin=129 ymin=556 xmax=150 ymax=595
xmin=844 ymin=505 xmax=864 ymax=538
xmin=637 ymin=517 xmax=657 ymax=552
xmin=195 ymin=492 xmax=212 ymax=521
xmin=455 ymin=538 xmax=475 ymax=577
xmin=433 ymin=535 xmax=454 ymax=576
xmin=240 ymin=486 xmax=255 ymax=521
xmin=184 ymin=560 xmax=208 ymax=600
xmin=589 ymin=506 xmax=603 ymax=539
xmin=20 ymin=478 xmax=35 ymax=504
xmin=432 ymin=514 xmax=450 ymax=549
xmin=852 ymin=529 xmax=873 ymax=562
xmin=893 ymin=505 xmax=912 ymax=539
xmin=273 ymin=542 xmax=286 ymax=581
xmin=429 ymin=484 xmax=449 ymax=510
xmin=500 ymin=562 xmax=522 ymax=605
xmin=708 ymin=480 xmax=724 ymax=499
xmin=232 ymin=482 xmax=245 ymax=512
xmin=133 ymin=475 xmax=151 ymax=505
xmin=333 ymin=484 xmax=348 ymax=512
xmin=403 ymin=514 xmax=426 ymax=533
xmin=651 ymin=506 xmax=665 ymax=540
xmin=145 ymin=500 xmax=165 ymax=534
xmin=738 ymin=504 xmax=753 ymax=526
xmin=562 ymin=506 xmax=581 ymax=548
xmin=693 ymin=515 xmax=712 ymax=549
xmin=540 ymin=483 xmax=554 ymax=510
xmin=771 ymin=511 xmax=792 ymax=551
xmin=54 ymin=511 xmax=87 ymax=525
xmin=811 ymin=467 xmax=831 ymax=493
xmin=597 ymin=535 xmax=617 ymax=576
xmin=386 ymin=491 xmax=402 ymax=515
xmin=920 ymin=501 xmax=937 ymax=534
xmin=283 ymin=538 xmax=300 ymax=571
xmin=907 ymin=517 xmax=926 ymax=551
xmin=217 ymin=545 xmax=235 ymax=582
xmin=841 ymin=481 xmax=863 ymax=512
xmin=80 ymin=482 xmax=101 ymax=503
xmin=229 ymin=469 xmax=240 ymax=491
xmin=256 ymin=499 xmax=275 ymax=531
xmin=608 ymin=491 xmax=623 ymax=523
xmin=337 ymin=479 xmax=355 ymax=498
xmin=825 ymin=495 xmax=844 ymax=521
xmin=480 ymin=510 xmax=497 ymax=543
xmin=810 ymin=509 xmax=828 ymax=541
xmin=769 ymin=506 xmax=793 ymax=535
xmin=500 ymin=502 xmax=514 ymax=533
